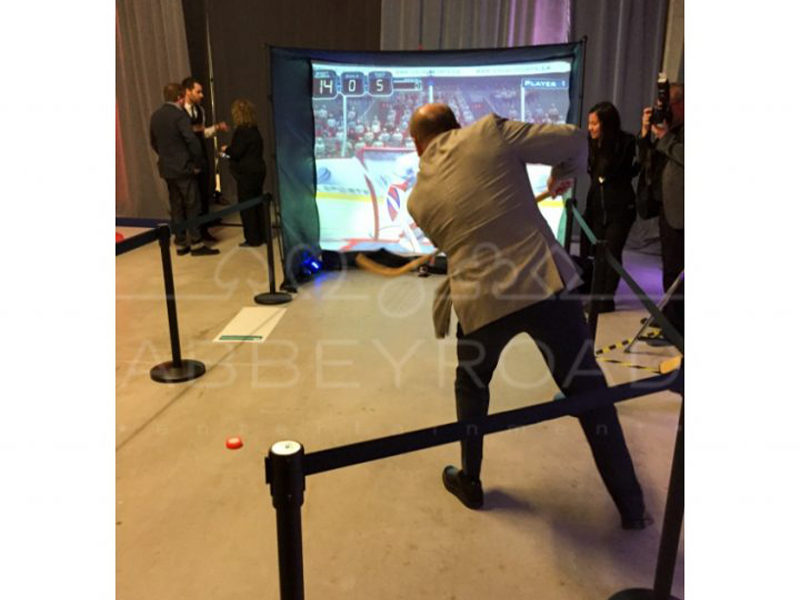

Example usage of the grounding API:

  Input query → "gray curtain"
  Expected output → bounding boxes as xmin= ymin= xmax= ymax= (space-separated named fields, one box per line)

xmin=116 ymin=0 xmax=192 ymax=218
xmin=570 ymin=0 xmax=668 ymax=250
xmin=662 ymin=0 xmax=684 ymax=82
xmin=381 ymin=0 xmax=570 ymax=50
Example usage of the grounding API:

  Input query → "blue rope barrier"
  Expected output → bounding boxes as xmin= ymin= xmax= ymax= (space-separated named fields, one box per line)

xmin=115 ymin=195 xmax=266 ymax=236
xmin=116 ymin=217 xmax=169 ymax=229
xmin=302 ymin=370 xmax=682 ymax=476
xmin=170 ymin=195 xmax=265 ymax=233
xmin=115 ymin=227 xmax=160 ymax=256
xmin=569 ymin=201 xmax=684 ymax=353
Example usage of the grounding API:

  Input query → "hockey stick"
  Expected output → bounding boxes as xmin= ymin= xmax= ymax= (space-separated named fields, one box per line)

xmin=355 ymin=190 xmax=552 ymax=276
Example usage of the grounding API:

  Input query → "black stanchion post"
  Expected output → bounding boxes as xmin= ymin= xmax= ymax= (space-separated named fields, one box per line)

xmin=267 ymin=441 xmax=306 ymax=600
xmin=255 ymin=193 xmax=293 ymax=305
xmin=150 ymin=225 xmax=206 ymax=383
xmin=652 ymin=396 xmax=684 ymax=598
xmin=588 ymin=239 xmax=608 ymax=338
xmin=608 ymin=394 xmax=684 ymax=600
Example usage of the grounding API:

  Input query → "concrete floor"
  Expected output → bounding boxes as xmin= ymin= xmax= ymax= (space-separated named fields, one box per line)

xmin=116 ymin=225 xmax=683 ymax=599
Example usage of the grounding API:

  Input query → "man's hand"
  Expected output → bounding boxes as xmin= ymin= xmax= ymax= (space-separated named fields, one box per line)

xmin=547 ymin=174 xmax=572 ymax=197
xmin=641 ymin=107 xmax=653 ymax=137
xmin=651 ymin=121 xmax=669 ymax=140
xmin=219 ymin=144 xmax=228 ymax=154
xmin=216 ymin=121 xmax=229 ymax=133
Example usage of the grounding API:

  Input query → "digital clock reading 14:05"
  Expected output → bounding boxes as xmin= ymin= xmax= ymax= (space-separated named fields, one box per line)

xmin=313 ymin=71 xmax=397 ymax=98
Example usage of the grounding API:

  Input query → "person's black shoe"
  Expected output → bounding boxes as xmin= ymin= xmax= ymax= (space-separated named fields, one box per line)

xmin=191 ymin=246 xmax=220 ymax=256
xmin=621 ymin=511 xmax=654 ymax=530
xmin=176 ymin=246 xmax=191 ymax=256
xmin=442 ymin=466 xmax=483 ymax=509
xmin=239 ymin=241 xmax=264 ymax=247
xmin=201 ymin=231 xmax=219 ymax=243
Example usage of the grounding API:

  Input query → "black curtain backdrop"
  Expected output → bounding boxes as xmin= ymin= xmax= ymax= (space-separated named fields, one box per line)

xmin=202 ymin=0 xmax=382 ymax=204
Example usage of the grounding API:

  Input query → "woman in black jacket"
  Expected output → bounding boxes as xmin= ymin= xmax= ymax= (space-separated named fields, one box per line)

xmin=221 ymin=98 xmax=267 ymax=246
xmin=580 ymin=101 xmax=639 ymax=313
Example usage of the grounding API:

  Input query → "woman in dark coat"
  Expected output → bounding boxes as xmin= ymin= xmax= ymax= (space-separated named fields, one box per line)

xmin=580 ymin=101 xmax=639 ymax=313
xmin=221 ymin=98 xmax=267 ymax=246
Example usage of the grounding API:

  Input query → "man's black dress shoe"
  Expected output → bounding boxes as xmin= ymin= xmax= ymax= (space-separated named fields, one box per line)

xmin=176 ymin=246 xmax=191 ymax=256
xmin=191 ymin=246 xmax=221 ymax=256
xmin=442 ymin=466 xmax=484 ymax=509
xmin=621 ymin=512 xmax=655 ymax=530
xmin=239 ymin=241 xmax=264 ymax=247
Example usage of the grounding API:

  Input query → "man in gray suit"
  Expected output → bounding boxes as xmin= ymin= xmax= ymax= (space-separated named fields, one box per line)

xmin=149 ymin=82 xmax=219 ymax=256
xmin=639 ymin=83 xmax=684 ymax=335
xmin=407 ymin=104 xmax=650 ymax=529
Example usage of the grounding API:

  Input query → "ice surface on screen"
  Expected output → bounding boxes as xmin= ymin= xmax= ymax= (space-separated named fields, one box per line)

xmin=311 ymin=60 xmax=573 ymax=254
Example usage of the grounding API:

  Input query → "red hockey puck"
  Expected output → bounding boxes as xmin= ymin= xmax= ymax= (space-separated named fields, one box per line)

xmin=225 ymin=437 xmax=243 ymax=450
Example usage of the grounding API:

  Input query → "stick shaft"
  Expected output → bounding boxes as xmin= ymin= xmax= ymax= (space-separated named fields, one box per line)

xmin=355 ymin=190 xmax=552 ymax=276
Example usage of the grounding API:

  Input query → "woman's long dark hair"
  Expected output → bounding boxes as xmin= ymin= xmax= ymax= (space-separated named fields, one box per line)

xmin=587 ymin=101 xmax=623 ymax=175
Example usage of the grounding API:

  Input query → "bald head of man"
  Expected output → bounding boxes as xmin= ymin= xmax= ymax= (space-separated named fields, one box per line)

xmin=409 ymin=103 xmax=461 ymax=156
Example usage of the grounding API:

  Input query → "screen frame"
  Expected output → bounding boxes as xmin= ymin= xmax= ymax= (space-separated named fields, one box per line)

xmin=269 ymin=42 xmax=586 ymax=279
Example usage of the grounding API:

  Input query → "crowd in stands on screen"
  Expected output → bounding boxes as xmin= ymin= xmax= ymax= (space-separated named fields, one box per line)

xmin=310 ymin=88 xmax=566 ymax=159
xmin=312 ymin=96 xmax=423 ymax=158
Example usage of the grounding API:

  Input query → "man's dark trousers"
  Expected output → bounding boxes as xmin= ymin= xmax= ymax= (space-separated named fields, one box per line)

xmin=193 ymin=134 xmax=215 ymax=238
xmin=166 ymin=177 xmax=201 ymax=248
xmin=454 ymin=293 xmax=645 ymax=520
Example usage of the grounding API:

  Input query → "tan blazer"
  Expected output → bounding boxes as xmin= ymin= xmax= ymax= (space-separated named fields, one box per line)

xmin=407 ymin=114 xmax=587 ymax=337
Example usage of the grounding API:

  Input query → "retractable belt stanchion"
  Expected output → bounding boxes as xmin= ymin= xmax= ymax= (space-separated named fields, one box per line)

xmin=588 ymin=239 xmax=608 ymax=338
xmin=266 ymin=441 xmax=306 ymax=600
xmin=624 ymin=271 xmax=685 ymax=354
xmin=567 ymin=200 xmax=684 ymax=353
xmin=255 ymin=193 xmax=292 ymax=305
xmin=609 ymin=368 xmax=684 ymax=600
xmin=262 ymin=373 xmax=681 ymax=599
xmin=149 ymin=225 xmax=206 ymax=383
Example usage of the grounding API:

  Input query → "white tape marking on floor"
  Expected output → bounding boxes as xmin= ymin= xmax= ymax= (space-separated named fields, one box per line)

xmin=214 ymin=307 xmax=287 ymax=343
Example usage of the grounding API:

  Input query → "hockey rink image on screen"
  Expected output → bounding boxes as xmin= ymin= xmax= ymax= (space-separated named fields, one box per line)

xmin=311 ymin=59 xmax=574 ymax=254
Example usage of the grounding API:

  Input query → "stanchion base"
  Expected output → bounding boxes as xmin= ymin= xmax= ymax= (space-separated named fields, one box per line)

xmin=608 ymin=589 xmax=680 ymax=600
xmin=150 ymin=360 xmax=206 ymax=383
xmin=254 ymin=292 xmax=293 ymax=305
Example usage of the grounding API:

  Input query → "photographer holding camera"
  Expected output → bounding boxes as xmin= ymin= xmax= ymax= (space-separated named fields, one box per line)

xmin=638 ymin=78 xmax=684 ymax=337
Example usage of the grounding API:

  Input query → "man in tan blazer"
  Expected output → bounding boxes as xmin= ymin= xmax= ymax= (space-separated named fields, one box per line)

xmin=407 ymin=104 xmax=650 ymax=529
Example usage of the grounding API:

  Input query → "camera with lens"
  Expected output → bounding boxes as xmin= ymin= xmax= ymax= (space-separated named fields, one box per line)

xmin=651 ymin=72 xmax=672 ymax=126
